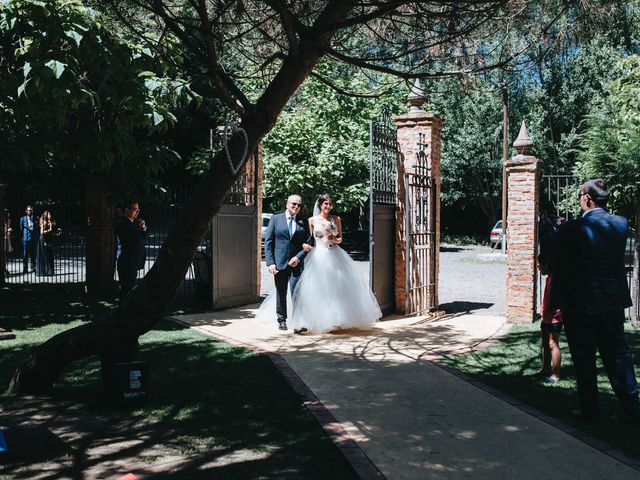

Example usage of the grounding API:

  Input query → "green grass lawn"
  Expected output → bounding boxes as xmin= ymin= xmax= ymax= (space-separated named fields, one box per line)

xmin=441 ymin=322 xmax=640 ymax=460
xmin=0 ymin=284 xmax=357 ymax=479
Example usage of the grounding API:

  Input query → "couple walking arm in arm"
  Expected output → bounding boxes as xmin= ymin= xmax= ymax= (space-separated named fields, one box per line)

xmin=262 ymin=193 xmax=380 ymax=334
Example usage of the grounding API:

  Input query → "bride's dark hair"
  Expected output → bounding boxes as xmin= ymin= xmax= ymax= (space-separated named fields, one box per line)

xmin=316 ymin=193 xmax=333 ymax=209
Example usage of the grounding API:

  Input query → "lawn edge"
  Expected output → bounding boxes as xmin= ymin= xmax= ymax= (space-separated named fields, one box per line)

xmin=169 ymin=316 xmax=386 ymax=480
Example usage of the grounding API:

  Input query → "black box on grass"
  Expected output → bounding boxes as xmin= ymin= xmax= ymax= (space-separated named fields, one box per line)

xmin=107 ymin=361 xmax=149 ymax=402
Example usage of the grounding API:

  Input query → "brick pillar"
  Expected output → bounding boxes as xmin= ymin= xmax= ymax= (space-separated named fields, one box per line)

xmin=394 ymin=82 xmax=443 ymax=314
xmin=86 ymin=180 xmax=116 ymax=295
xmin=255 ymin=145 xmax=263 ymax=297
xmin=506 ymin=121 xmax=542 ymax=323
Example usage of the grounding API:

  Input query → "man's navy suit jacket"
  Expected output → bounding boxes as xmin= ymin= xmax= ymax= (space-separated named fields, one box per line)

xmin=19 ymin=215 xmax=36 ymax=242
xmin=263 ymin=212 xmax=309 ymax=271
xmin=550 ymin=208 xmax=632 ymax=314
xmin=115 ymin=215 xmax=147 ymax=271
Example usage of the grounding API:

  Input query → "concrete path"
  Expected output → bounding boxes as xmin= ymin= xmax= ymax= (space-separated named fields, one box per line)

xmin=175 ymin=308 xmax=640 ymax=480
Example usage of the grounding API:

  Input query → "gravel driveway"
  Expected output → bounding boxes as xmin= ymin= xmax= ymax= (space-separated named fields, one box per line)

xmin=439 ymin=243 xmax=506 ymax=316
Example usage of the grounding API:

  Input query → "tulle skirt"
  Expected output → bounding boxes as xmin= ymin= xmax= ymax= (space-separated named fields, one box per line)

xmin=290 ymin=245 xmax=381 ymax=333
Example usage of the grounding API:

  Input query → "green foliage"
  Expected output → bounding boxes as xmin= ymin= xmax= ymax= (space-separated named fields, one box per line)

xmin=0 ymin=0 xmax=198 ymax=194
xmin=432 ymin=79 xmax=505 ymax=229
xmin=575 ymin=54 xmax=640 ymax=218
xmin=261 ymin=61 xmax=406 ymax=215
xmin=430 ymin=29 xmax=633 ymax=234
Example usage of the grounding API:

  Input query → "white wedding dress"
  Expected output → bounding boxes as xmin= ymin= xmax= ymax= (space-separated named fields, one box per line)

xmin=289 ymin=216 xmax=382 ymax=333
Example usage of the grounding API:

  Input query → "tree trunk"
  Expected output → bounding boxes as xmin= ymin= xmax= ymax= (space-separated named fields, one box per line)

xmin=7 ymin=1 xmax=356 ymax=394
xmin=85 ymin=179 xmax=116 ymax=295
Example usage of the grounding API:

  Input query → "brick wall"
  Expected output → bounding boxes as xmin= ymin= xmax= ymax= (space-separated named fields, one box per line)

xmin=394 ymin=111 xmax=443 ymax=314
xmin=255 ymin=146 xmax=263 ymax=297
xmin=505 ymin=155 xmax=541 ymax=322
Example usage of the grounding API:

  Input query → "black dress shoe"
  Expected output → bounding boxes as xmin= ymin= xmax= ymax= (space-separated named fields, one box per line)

xmin=293 ymin=327 xmax=308 ymax=334
xmin=278 ymin=322 xmax=288 ymax=331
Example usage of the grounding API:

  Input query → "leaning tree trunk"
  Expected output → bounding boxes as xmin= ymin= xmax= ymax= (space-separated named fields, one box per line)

xmin=7 ymin=2 xmax=355 ymax=394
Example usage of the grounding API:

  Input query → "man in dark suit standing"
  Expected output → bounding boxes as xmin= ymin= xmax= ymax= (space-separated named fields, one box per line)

xmin=115 ymin=201 xmax=148 ymax=298
xmin=19 ymin=205 xmax=36 ymax=273
xmin=551 ymin=178 xmax=640 ymax=421
xmin=264 ymin=194 xmax=310 ymax=331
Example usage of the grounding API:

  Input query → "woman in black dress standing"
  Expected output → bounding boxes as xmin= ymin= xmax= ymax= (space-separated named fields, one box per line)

xmin=3 ymin=209 xmax=12 ymax=275
xmin=36 ymin=210 xmax=55 ymax=276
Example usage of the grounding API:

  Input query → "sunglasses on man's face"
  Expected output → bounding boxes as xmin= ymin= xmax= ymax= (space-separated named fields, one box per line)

xmin=289 ymin=202 xmax=301 ymax=207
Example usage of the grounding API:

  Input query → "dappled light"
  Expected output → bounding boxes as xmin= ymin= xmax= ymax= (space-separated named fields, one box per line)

xmin=0 ymin=319 xmax=358 ymax=478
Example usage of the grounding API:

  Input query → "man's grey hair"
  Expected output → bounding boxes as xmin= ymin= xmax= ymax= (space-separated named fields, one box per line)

xmin=581 ymin=178 xmax=609 ymax=208
xmin=287 ymin=194 xmax=302 ymax=204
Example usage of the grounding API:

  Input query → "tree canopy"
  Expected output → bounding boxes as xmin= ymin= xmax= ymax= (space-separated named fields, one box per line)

xmin=576 ymin=55 xmax=640 ymax=218
xmin=0 ymin=0 xmax=196 ymax=194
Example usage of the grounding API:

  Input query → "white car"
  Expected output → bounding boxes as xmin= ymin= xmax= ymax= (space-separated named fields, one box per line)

xmin=489 ymin=220 xmax=503 ymax=248
xmin=261 ymin=213 xmax=273 ymax=241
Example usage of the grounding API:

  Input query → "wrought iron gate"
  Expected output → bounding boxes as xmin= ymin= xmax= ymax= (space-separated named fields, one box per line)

xmin=404 ymin=133 xmax=437 ymax=315
xmin=540 ymin=174 xmax=581 ymax=221
xmin=369 ymin=107 xmax=397 ymax=315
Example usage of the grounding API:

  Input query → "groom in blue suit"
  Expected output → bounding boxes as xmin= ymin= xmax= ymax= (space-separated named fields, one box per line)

xmin=550 ymin=178 xmax=640 ymax=421
xmin=264 ymin=194 xmax=310 ymax=331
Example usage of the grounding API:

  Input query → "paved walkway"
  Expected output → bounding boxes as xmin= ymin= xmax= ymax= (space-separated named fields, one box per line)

xmin=174 ymin=307 xmax=640 ymax=480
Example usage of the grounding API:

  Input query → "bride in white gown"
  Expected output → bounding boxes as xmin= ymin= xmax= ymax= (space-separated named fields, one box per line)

xmin=289 ymin=194 xmax=381 ymax=333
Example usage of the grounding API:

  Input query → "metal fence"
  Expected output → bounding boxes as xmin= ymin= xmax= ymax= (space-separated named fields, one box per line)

xmin=3 ymin=152 xmax=259 ymax=308
xmin=4 ymin=188 xmax=87 ymax=284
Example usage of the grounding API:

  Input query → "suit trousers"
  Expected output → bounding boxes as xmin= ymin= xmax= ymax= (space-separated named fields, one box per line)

xmin=117 ymin=266 xmax=138 ymax=298
xmin=274 ymin=266 xmax=302 ymax=323
xmin=563 ymin=310 xmax=640 ymax=419
xmin=22 ymin=239 xmax=35 ymax=271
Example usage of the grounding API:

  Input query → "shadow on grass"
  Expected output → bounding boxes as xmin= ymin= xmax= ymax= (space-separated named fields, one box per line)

xmin=0 ymin=318 xmax=357 ymax=479
xmin=0 ymin=284 xmax=118 ymax=331
xmin=0 ymin=283 xmax=212 ymax=334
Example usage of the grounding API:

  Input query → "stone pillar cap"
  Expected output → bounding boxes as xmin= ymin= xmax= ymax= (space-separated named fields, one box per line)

xmin=513 ymin=120 xmax=533 ymax=154
xmin=407 ymin=79 xmax=426 ymax=112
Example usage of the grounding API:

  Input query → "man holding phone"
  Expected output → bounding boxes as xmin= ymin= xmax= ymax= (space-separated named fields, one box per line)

xmin=115 ymin=201 xmax=148 ymax=298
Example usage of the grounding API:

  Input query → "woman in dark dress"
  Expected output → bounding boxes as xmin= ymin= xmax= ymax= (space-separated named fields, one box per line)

xmin=3 ymin=209 xmax=12 ymax=275
xmin=36 ymin=210 xmax=55 ymax=276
